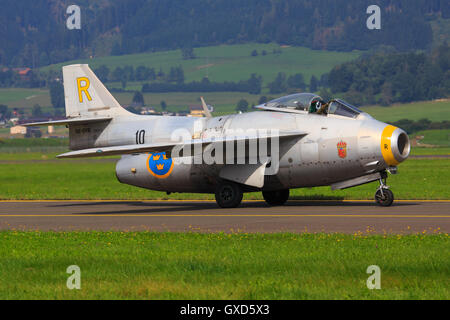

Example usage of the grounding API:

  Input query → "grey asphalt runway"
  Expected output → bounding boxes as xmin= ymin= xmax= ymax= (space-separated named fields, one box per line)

xmin=0 ymin=200 xmax=449 ymax=233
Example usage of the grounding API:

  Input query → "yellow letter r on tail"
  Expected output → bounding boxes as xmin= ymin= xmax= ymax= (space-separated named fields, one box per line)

xmin=77 ymin=77 xmax=92 ymax=102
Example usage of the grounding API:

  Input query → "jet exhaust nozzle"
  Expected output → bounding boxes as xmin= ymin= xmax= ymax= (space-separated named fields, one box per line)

xmin=392 ymin=128 xmax=410 ymax=163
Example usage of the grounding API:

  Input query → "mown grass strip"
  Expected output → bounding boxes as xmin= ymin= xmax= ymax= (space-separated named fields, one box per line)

xmin=0 ymin=231 xmax=447 ymax=300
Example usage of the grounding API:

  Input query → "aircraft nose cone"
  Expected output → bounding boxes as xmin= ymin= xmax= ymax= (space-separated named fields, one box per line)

xmin=380 ymin=125 xmax=410 ymax=166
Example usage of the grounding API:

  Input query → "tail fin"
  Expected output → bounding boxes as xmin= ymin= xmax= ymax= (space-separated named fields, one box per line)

xmin=63 ymin=64 xmax=132 ymax=118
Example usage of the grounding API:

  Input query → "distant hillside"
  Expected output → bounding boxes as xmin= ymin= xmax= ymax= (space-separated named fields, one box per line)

xmin=0 ymin=0 xmax=448 ymax=68
xmin=327 ymin=44 xmax=450 ymax=106
xmin=41 ymin=43 xmax=360 ymax=87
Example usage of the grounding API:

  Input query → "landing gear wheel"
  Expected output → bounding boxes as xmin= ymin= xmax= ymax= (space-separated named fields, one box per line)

xmin=375 ymin=188 xmax=394 ymax=207
xmin=215 ymin=181 xmax=243 ymax=208
xmin=262 ymin=189 xmax=290 ymax=206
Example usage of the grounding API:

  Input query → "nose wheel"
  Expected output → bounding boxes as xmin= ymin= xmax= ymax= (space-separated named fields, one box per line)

xmin=374 ymin=176 xmax=394 ymax=207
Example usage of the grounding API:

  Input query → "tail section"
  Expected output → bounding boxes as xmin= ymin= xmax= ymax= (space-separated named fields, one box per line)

xmin=63 ymin=64 xmax=131 ymax=118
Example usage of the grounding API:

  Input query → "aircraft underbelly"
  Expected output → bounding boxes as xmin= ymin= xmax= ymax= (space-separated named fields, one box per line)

xmin=116 ymin=154 xmax=219 ymax=193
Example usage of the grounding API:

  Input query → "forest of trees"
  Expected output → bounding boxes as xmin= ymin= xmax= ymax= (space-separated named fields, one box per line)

xmin=95 ymin=65 xmax=184 ymax=85
xmin=327 ymin=44 xmax=450 ymax=105
xmin=0 ymin=0 xmax=448 ymax=68
xmin=142 ymin=74 xmax=262 ymax=94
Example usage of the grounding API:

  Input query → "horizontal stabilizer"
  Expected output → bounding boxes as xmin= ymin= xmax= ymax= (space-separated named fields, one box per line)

xmin=57 ymin=130 xmax=307 ymax=158
xmin=200 ymin=97 xmax=212 ymax=118
xmin=23 ymin=117 xmax=112 ymax=127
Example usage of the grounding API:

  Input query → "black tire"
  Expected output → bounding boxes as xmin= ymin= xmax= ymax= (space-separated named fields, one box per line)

xmin=215 ymin=181 xmax=243 ymax=208
xmin=262 ymin=189 xmax=290 ymax=206
xmin=375 ymin=188 xmax=394 ymax=207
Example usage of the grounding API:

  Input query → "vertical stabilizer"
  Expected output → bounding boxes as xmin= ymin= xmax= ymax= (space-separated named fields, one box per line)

xmin=63 ymin=64 xmax=131 ymax=118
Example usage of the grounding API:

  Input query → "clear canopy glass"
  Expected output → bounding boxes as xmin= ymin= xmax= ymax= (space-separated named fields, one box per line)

xmin=265 ymin=93 xmax=322 ymax=111
xmin=262 ymin=94 xmax=363 ymax=118
xmin=327 ymin=99 xmax=362 ymax=118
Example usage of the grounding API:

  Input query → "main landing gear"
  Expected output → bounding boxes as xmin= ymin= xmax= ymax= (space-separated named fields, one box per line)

xmin=214 ymin=181 xmax=291 ymax=208
xmin=374 ymin=172 xmax=394 ymax=207
xmin=262 ymin=189 xmax=290 ymax=206
xmin=215 ymin=181 xmax=243 ymax=208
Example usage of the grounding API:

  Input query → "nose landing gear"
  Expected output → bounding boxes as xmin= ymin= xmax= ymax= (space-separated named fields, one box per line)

xmin=374 ymin=173 xmax=394 ymax=207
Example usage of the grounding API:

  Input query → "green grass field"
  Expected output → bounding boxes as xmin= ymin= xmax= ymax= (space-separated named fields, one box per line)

xmin=0 ymin=138 xmax=69 ymax=153
xmin=1 ymin=86 xmax=448 ymax=122
xmin=361 ymin=100 xmax=450 ymax=122
xmin=414 ymin=129 xmax=450 ymax=147
xmin=0 ymin=231 xmax=447 ymax=299
xmin=0 ymin=149 xmax=448 ymax=200
xmin=0 ymin=88 xmax=52 ymax=110
xmin=410 ymin=147 xmax=450 ymax=155
xmin=0 ymin=88 xmax=48 ymax=104
xmin=41 ymin=44 xmax=360 ymax=87
xmin=0 ymin=89 xmax=262 ymax=114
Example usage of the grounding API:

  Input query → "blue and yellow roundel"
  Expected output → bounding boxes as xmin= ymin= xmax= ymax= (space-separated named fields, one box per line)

xmin=146 ymin=152 xmax=174 ymax=178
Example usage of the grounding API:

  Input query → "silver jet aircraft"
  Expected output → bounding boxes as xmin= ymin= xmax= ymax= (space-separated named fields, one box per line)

xmin=26 ymin=64 xmax=410 ymax=207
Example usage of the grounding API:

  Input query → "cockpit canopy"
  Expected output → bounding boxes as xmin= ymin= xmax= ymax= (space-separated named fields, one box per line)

xmin=327 ymin=99 xmax=362 ymax=118
xmin=260 ymin=93 xmax=363 ymax=119
xmin=265 ymin=93 xmax=321 ymax=111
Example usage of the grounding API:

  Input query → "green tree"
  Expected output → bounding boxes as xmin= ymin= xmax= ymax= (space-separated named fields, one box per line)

xmin=318 ymin=88 xmax=332 ymax=102
xmin=182 ymin=47 xmax=195 ymax=60
xmin=268 ymin=72 xmax=287 ymax=94
xmin=380 ymin=82 xmax=393 ymax=106
xmin=132 ymin=91 xmax=145 ymax=106
xmin=392 ymin=72 xmax=416 ymax=102
xmin=287 ymin=73 xmax=305 ymax=90
xmin=0 ymin=104 xmax=8 ymax=119
xmin=157 ymin=68 xmax=165 ymax=79
xmin=94 ymin=65 xmax=110 ymax=82
xmin=310 ymin=75 xmax=319 ymax=92
xmin=135 ymin=66 xmax=149 ymax=81
xmin=123 ymin=66 xmax=135 ymax=81
xmin=32 ymin=104 xmax=43 ymax=117
xmin=328 ymin=65 xmax=353 ymax=93
xmin=236 ymin=99 xmax=249 ymax=112
xmin=111 ymin=42 xmax=122 ymax=56
xmin=160 ymin=100 xmax=167 ymax=111
xmin=247 ymin=74 xmax=262 ymax=94
xmin=258 ymin=96 xmax=268 ymax=104
xmin=168 ymin=66 xmax=185 ymax=84
xmin=49 ymin=81 xmax=65 ymax=109
xmin=38 ymin=52 xmax=50 ymax=66
xmin=112 ymin=67 xmax=125 ymax=82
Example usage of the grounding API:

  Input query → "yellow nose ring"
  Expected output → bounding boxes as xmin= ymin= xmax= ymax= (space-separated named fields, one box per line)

xmin=380 ymin=125 xmax=399 ymax=166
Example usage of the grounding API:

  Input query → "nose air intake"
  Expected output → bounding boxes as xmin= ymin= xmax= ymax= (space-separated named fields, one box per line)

xmin=380 ymin=125 xmax=410 ymax=166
